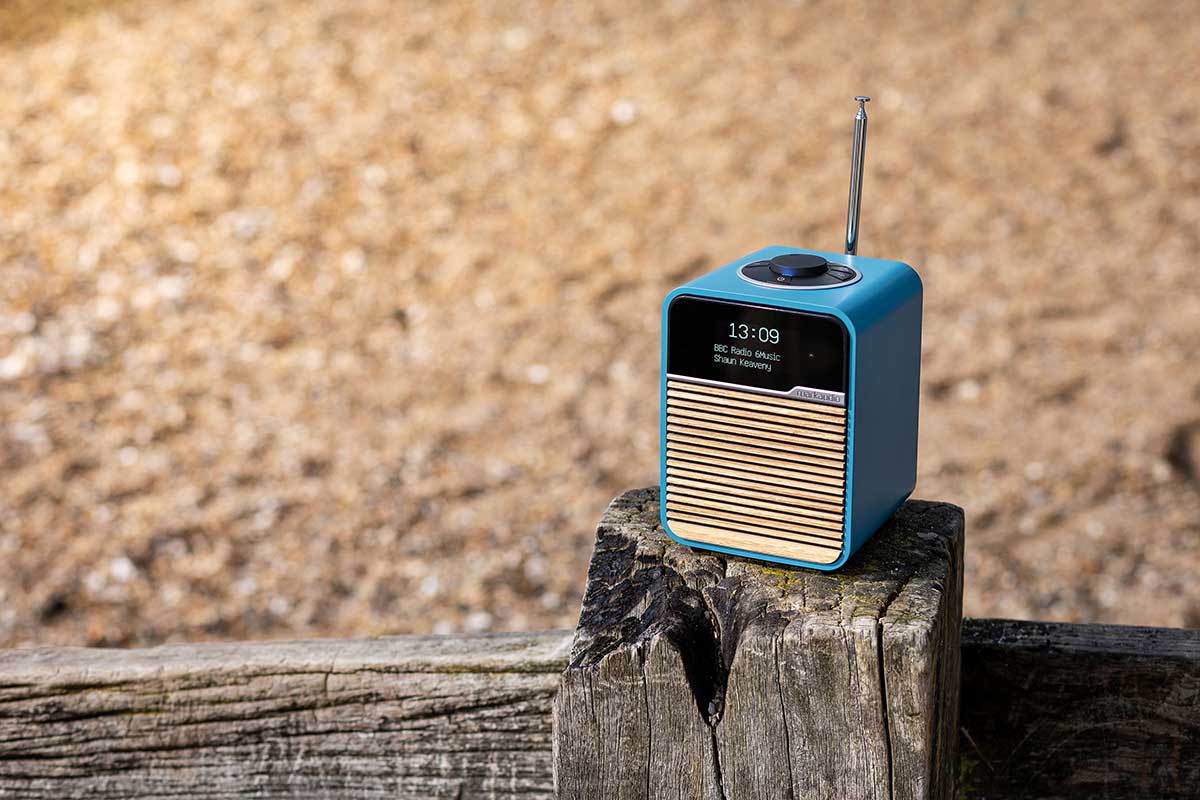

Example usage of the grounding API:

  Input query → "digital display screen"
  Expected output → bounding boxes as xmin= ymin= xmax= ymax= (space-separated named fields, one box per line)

xmin=667 ymin=296 xmax=847 ymax=394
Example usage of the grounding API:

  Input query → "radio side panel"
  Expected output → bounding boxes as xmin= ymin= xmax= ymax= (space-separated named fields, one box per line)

xmin=844 ymin=265 xmax=923 ymax=557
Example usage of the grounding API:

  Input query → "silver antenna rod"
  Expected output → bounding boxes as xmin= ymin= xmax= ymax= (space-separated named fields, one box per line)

xmin=844 ymin=95 xmax=870 ymax=255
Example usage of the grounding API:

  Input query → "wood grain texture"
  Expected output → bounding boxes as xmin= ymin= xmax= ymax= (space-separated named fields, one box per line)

xmin=5 ymin=487 xmax=1193 ymax=800
xmin=665 ymin=415 xmax=845 ymax=449
xmin=0 ymin=631 xmax=571 ymax=799
xmin=667 ymin=496 xmax=844 ymax=525
xmin=665 ymin=424 xmax=844 ymax=461
xmin=665 ymin=397 xmax=847 ymax=432
xmin=666 ymin=455 xmax=846 ymax=494
xmin=958 ymin=618 xmax=1200 ymax=800
xmin=554 ymin=486 xmax=965 ymax=800
xmin=666 ymin=433 xmax=845 ymax=474
xmin=667 ymin=381 xmax=846 ymax=417
xmin=665 ymin=380 xmax=850 ymax=564
xmin=666 ymin=519 xmax=843 ymax=564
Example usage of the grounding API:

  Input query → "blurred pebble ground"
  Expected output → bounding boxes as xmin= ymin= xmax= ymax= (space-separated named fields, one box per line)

xmin=0 ymin=1 xmax=1199 ymax=646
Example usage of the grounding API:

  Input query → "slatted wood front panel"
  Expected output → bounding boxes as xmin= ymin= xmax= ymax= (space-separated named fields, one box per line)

xmin=664 ymin=379 xmax=848 ymax=564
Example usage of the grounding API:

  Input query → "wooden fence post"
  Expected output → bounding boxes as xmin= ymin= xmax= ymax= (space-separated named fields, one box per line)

xmin=553 ymin=487 xmax=964 ymax=800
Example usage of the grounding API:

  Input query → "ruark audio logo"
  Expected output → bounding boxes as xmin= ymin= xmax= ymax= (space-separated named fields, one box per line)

xmin=789 ymin=386 xmax=845 ymax=406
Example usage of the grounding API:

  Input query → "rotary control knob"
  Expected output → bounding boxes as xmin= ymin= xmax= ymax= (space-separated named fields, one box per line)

xmin=769 ymin=253 xmax=829 ymax=278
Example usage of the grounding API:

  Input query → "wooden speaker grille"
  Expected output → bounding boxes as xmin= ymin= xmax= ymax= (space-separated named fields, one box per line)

xmin=664 ymin=379 xmax=847 ymax=564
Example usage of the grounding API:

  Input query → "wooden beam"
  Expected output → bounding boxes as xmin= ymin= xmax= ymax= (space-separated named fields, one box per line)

xmin=0 ymin=631 xmax=571 ymax=799
xmin=1 ymin=488 xmax=1195 ymax=800
xmin=3 ymin=617 xmax=1195 ymax=800
xmin=959 ymin=618 xmax=1200 ymax=800
xmin=553 ymin=487 xmax=965 ymax=800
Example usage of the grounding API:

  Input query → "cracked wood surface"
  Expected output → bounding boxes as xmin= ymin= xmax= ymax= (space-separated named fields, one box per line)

xmin=2 ymin=620 xmax=1194 ymax=800
xmin=2 ymin=487 xmax=1193 ymax=799
xmin=958 ymin=618 xmax=1200 ymax=800
xmin=0 ymin=631 xmax=571 ymax=799
xmin=553 ymin=487 xmax=965 ymax=800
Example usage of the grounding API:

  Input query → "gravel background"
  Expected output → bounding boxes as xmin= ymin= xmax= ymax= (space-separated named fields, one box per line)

xmin=2 ymin=1 xmax=1199 ymax=647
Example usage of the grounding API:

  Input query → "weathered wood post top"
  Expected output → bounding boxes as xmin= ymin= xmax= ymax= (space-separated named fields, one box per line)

xmin=554 ymin=487 xmax=965 ymax=800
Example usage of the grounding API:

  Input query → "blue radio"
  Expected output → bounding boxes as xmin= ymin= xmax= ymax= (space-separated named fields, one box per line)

xmin=659 ymin=97 xmax=922 ymax=570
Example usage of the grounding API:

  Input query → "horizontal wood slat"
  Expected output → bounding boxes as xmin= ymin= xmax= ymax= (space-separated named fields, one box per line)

xmin=666 ymin=446 xmax=845 ymax=487
xmin=666 ymin=485 xmax=842 ymax=523
xmin=666 ymin=424 xmax=846 ymax=463
xmin=667 ymin=394 xmax=846 ymax=433
xmin=667 ymin=379 xmax=845 ymax=417
xmin=666 ymin=411 xmax=845 ymax=445
xmin=666 ymin=507 xmax=845 ymax=543
xmin=666 ymin=432 xmax=845 ymax=474
xmin=666 ymin=496 xmax=845 ymax=530
xmin=665 ymin=458 xmax=843 ymax=498
xmin=667 ymin=482 xmax=844 ymax=513
xmin=665 ymin=378 xmax=848 ymax=561
xmin=666 ymin=470 xmax=845 ymax=509
xmin=667 ymin=519 xmax=843 ymax=563
xmin=665 ymin=476 xmax=846 ymax=519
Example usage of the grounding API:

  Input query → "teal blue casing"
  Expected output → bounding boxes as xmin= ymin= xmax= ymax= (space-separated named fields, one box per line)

xmin=660 ymin=246 xmax=922 ymax=570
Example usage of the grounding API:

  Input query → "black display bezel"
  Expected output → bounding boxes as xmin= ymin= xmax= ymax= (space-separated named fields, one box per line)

xmin=666 ymin=295 xmax=849 ymax=395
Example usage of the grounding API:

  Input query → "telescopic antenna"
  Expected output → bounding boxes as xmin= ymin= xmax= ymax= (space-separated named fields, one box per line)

xmin=844 ymin=95 xmax=870 ymax=256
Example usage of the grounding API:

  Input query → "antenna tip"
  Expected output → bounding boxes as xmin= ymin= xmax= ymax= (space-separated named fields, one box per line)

xmin=855 ymin=95 xmax=871 ymax=104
